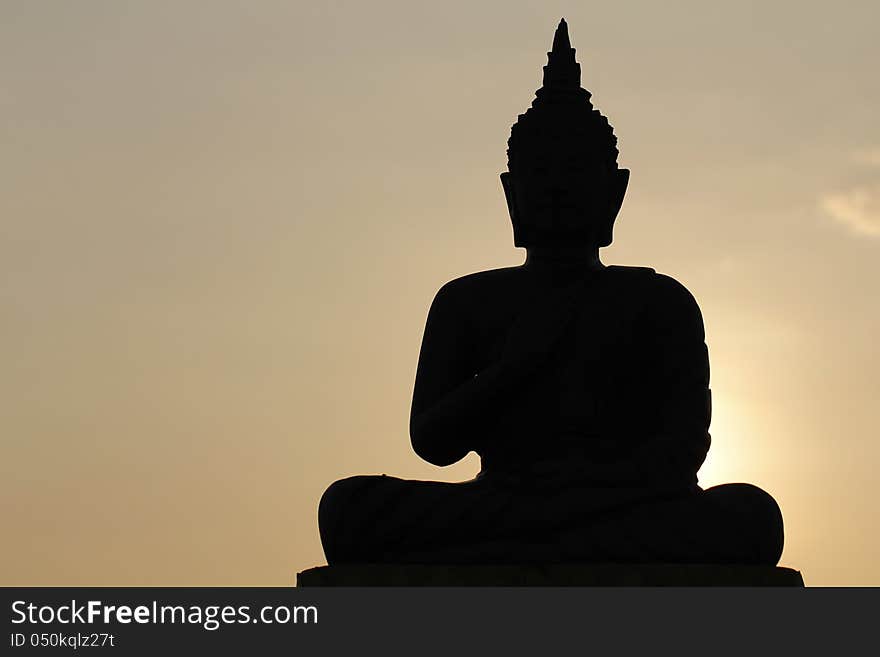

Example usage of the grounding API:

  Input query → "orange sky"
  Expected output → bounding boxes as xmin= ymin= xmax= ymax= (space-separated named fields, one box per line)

xmin=2 ymin=1 xmax=878 ymax=585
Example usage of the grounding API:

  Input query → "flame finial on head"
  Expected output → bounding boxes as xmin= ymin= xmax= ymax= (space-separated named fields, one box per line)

xmin=507 ymin=18 xmax=617 ymax=171
xmin=552 ymin=17 xmax=570 ymax=50
xmin=542 ymin=18 xmax=581 ymax=90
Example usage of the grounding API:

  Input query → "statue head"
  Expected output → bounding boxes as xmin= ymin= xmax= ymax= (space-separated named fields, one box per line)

xmin=501 ymin=19 xmax=629 ymax=249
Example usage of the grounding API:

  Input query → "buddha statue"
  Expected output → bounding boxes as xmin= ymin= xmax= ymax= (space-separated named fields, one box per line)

xmin=318 ymin=19 xmax=784 ymax=566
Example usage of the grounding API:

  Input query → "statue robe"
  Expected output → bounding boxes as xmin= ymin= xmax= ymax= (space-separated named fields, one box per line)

xmin=319 ymin=266 xmax=783 ymax=565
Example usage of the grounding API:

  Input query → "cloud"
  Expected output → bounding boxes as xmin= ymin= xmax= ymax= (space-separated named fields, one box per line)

xmin=821 ymin=148 xmax=880 ymax=238
xmin=821 ymin=183 xmax=880 ymax=237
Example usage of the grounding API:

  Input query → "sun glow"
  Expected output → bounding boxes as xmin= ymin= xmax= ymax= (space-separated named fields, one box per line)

xmin=697 ymin=396 xmax=756 ymax=488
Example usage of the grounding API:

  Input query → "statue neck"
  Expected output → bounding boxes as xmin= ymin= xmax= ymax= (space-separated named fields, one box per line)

xmin=523 ymin=246 xmax=604 ymax=271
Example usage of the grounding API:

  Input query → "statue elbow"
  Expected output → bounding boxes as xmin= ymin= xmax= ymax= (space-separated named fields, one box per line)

xmin=410 ymin=417 xmax=465 ymax=467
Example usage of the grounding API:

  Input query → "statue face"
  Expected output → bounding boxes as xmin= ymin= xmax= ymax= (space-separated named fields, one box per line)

xmin=502 ymin=143 xmax=628 ymax=248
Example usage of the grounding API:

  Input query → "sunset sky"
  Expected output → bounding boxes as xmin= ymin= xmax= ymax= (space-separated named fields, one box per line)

xmin=2 ymin=1 xmax=878 ymax=585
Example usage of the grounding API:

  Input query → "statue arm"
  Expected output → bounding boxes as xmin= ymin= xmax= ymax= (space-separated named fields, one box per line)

xmin=409 ymin=282 xmax=558 ymax=466
xmin=631 ymin=275 xmax=711 ymax=484
xmin=564 ymin=275 xmax=711 ymax=487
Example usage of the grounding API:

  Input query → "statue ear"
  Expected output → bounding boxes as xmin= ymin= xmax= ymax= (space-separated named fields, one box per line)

xmin=500 ymin=172 xmax=517 ymax=224
xmin=610 ymin=168 xmax=629 ymax=219
xmin=598 ymin=168 xmax=629 ymax=247
xmin=501 ymin=171 xmax=527 ymax=248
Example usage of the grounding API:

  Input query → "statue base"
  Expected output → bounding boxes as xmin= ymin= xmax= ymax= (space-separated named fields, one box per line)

xmin=296 ymin=563 xmax=804 ymax=586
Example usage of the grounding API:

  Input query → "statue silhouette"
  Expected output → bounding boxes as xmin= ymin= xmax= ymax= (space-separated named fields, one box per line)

xmin=318 ymin=19 xmax=783 ymax=566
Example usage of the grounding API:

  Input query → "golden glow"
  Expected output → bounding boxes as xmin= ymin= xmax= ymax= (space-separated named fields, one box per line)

xmin=698 ymin=397 xmax=752 ymax=489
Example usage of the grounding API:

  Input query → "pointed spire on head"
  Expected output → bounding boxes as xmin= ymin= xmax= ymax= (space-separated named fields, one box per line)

xmin=551 ymin=18 xmax=571 ymax=53
xmin=507 ymin=17 xmax=619 ymax=176
xmin=542 ymin=17 xmax=581 ymax=90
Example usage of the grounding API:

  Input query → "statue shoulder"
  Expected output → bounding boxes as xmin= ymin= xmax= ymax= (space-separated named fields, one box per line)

xmin=604 ymin=265 xmax=659 ymax=297
xmin=606 ymin=266 xmax=703 ymax=327
xmin=607 ymin=265 xmax=698 ymax=302
xmin=650 ymin=271 xmax=702 ymax=313
xmin=434 ymin=267 xmax=521 ymax=302
xmin=605 ymin=264 xmax=657 ymax=281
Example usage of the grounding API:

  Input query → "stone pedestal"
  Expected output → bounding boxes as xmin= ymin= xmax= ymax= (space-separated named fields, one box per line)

xmin=296 ymin=563 xmax=804 ymax=586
